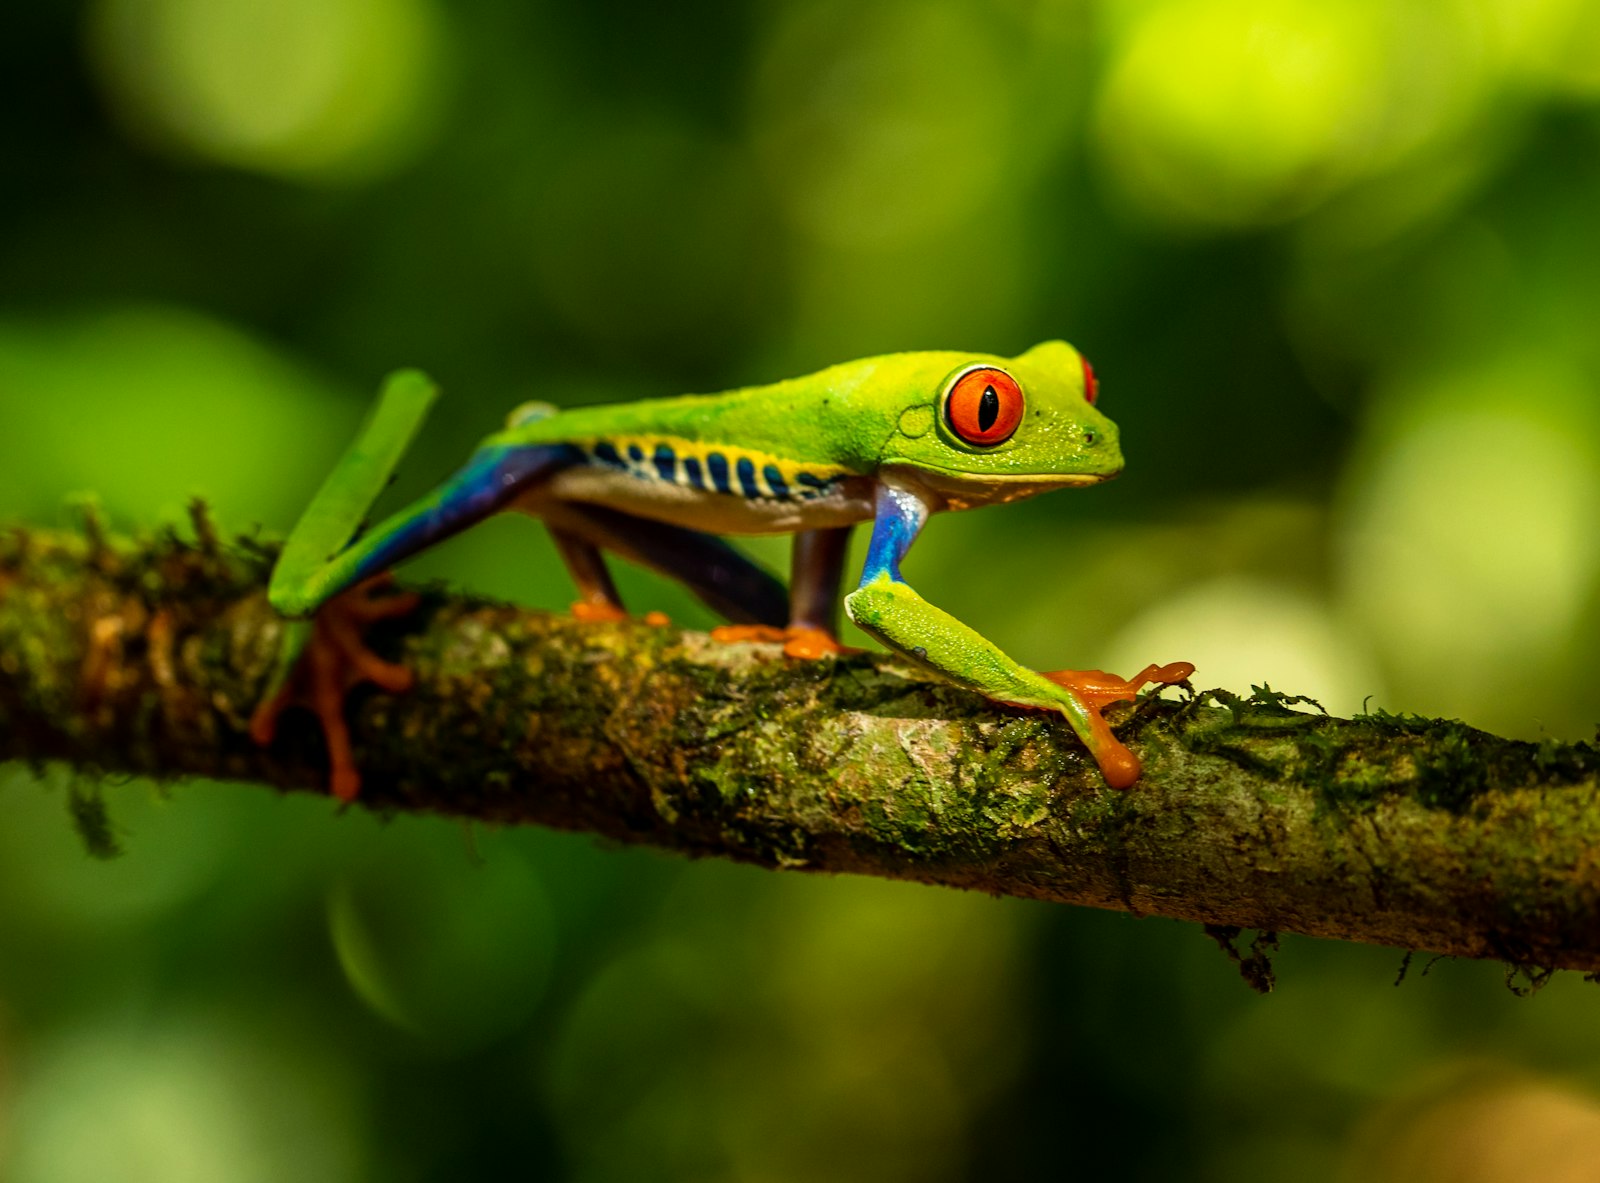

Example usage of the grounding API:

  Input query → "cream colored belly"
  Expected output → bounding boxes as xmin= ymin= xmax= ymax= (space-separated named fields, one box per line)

xmin=520 ymin=467 xmax=877 ymax=535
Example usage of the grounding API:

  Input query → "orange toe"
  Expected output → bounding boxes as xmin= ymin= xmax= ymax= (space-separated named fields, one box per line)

xmin=248 ymin=684 xmax=290 ymax=746
xmin=349 ymin=650 xmax=415 ymax=694
xmin=252 ymin=577 xmax=420 ymax=800
xmin=346 ymin=577 xmax=420 ymax=622
xmin=570 ymin=601 xmax=630 ymax=623
xmin=1097 ymin=744 xmax=1142 ymax=790
xmin=781 ymin=627 xmax=853 ymax=660
xmin=712 ymin=624 xmax=853 ymax=660
xmin=711 ymin=624 xmax=788 ymax=645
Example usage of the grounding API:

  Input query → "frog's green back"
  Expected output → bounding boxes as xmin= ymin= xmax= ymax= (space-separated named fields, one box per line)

xmin=497 ymin=350 xmax=989 ymax=474
xmin=491 ymin=341 xmax=1121 ymax=509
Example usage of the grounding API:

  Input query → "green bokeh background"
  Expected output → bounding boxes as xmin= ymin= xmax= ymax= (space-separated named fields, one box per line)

xmin=4 ymin=1 xmax=1600 ymax=1179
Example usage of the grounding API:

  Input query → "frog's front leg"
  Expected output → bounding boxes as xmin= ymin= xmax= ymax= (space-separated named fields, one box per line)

xmin=842 ymin=480 xmax=1187 ymax=789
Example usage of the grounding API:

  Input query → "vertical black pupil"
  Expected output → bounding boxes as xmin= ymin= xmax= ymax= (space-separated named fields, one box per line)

xmin=978 ymin=385 xmax=999 ymax=432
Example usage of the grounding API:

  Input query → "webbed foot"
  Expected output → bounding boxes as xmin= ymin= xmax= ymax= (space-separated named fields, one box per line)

xmin=710 ymin=624 xmax=855 ymax=659
xmin=1040 ymin=661 xmax=1195 ymax=709
xmin=1037 ymin=661 xmax=1194 ymax=789
xmin=249 ymin=576 xmax=420 ymax=801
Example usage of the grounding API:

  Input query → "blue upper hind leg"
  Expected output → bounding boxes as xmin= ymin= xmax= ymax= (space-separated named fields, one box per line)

xmin=274 ymin=440 xmax=583 ymax=617
xmin=256 ymin=375 xmax=584 ymax=798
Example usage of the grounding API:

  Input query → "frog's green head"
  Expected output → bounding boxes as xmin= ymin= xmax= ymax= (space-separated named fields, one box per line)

xmin=876 ymin=340 xmax=1123 ymax=509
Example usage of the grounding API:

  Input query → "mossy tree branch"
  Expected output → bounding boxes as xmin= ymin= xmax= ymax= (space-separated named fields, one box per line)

xmin=3 ymin=519 xmax=1599 ymax=980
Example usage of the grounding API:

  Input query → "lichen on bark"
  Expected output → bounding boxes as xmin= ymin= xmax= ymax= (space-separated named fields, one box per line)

xmin=3 ymin=520 xmax=1599 ymax=978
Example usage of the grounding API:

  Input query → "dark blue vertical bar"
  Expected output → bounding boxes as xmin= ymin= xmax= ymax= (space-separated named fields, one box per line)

xmin=736 ymin=456 xmax=760 ymax=499
xmin=796 ymin=472 xmax=829 ymax=500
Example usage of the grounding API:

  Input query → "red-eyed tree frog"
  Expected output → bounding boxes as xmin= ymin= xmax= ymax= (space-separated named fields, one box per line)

xmin=251 ymin=341 xmax=1193 ymax=799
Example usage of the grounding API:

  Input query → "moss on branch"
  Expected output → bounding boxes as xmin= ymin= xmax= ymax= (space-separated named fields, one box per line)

xmin=3 ymin=520 xmax=1600 ymax=977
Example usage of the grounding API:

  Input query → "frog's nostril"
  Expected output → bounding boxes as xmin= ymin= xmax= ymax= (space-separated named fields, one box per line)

xmin=1082 ymin=429 xmax=1097 ymax=446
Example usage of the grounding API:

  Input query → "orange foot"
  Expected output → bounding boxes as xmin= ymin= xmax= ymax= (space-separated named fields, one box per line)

xmin=1037 ymin=661 xmax=1195 ymax=790
xmin=570 ymin=602 xmax=670 ymax=627
xmin=249 ymin=576 xmax=420 ymax=802
xmin=710 ymin=624 xmax=856 ymax=660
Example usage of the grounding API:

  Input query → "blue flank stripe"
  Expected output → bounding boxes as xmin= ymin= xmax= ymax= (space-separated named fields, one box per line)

xmin=653 ymin=443 xmax=677 ymax=481
xmin=736 ymin=457 xmax=760 ymax=498
xmin=627 ymin=443 xmax=645 ymax=465
xmin=762 ymin=464 xmax=789 ymax=499
xmin=682 ymin=456 xmax=704 ymax=489
xmin=592 ymin=441 xmax=624 ymax=468
xmin=707 ymin=452 xmax=731 ymax=494
xmin=796 ymin=472 xmax=829 ymax=490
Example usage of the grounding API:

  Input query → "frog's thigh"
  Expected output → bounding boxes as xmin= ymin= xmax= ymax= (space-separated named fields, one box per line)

xmin=526 ymin=497 xmax=790 ymax=628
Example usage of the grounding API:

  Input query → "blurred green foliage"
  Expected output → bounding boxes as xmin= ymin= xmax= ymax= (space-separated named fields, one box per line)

xmin=3 ymin=0 xmax=1600 ymax=1179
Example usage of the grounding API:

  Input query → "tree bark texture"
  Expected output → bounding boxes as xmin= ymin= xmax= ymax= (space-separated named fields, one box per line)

xmin=3 ymin=521 xmax=1598 ymax=975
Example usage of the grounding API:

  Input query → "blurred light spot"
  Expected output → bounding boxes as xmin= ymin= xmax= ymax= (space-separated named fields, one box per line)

xmin=1344 ymin=1067 xmax=1600 ymax=1183
xmin=0 ymin=305 xmax=352 ymax=528
xmin=546 ymin=870 xmax=1024 ymax=1183
xmin=1339 ymin=364 xmax=1600 ymax=726
xmin=750 ymin=0 xmax=1018 ymax=247
xmin=1093 ymin=0 xmax=1492 ymax=229
xmin=327 ymin=842 xmax=554 ymax=1048
xmin=1104 ymin=576 xmax=1382 ymax=714
xmin=2 ymin=1019 xmax=360 ymax=1183
xmin=1095 ymin=0 xmax=1386 ymax=227
xmin=327 ymin=884 xmax=418 ymax=1033
xmin=88 ymin=0 xmax=447 ymax=183
xmin=1477 ymin=0 xmax=1600 ymax=96
xmin=724 ymin=879 xmax=1023 ymax=1183
xmin=1347 ymin=413 xmax=1597 ymax=651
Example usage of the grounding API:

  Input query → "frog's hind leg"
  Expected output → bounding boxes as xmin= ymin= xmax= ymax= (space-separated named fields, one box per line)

xmin=536 ymin=501 xmax=789 ymax=628
xmin=786 ymin=526 xmax=853 ymax=655
xmin=250 ymin=577 xmax=420 ymax=801
xmin=711 ymin=526 xmax=855 ymax=659
xmin=547 ymin=526 xmax=629 ymax=623
xmin=276 ymin=441 xmax=584 ymax=617
xmin=257 ymin=430 xmax=583 ymax=799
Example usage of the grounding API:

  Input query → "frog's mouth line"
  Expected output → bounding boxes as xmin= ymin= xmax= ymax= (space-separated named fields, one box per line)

xmin=895 ymin=462 xmax=1120 ymax=488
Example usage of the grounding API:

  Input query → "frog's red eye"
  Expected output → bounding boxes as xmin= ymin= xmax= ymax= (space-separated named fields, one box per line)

xmin=945 ymin=367 xmax=1024 ymax=446
xmin=1082 ymin=357 xmax=1098 ymax=405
